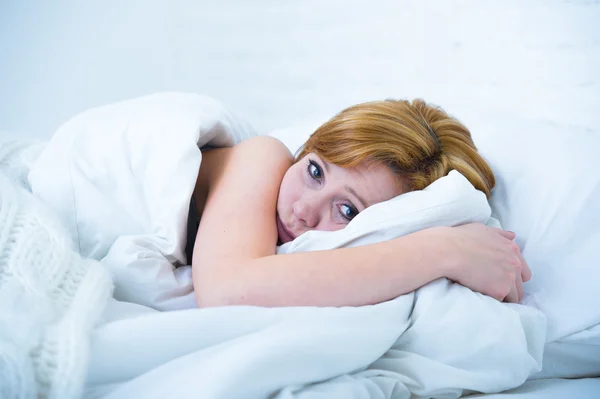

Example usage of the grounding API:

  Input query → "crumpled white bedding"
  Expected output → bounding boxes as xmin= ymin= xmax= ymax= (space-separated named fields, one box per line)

xmin=29 ymin=92 xmax=256 ymax=311
xmin=26 ymin=93 xmax=548 ymax=398
xmin=469 ymin=378 xmax=600 ymax=399
xmin=85 ymin=285 xmax=545 ymax=399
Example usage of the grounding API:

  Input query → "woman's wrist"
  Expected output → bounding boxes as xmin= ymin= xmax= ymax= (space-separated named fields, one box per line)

xmin=420 ymin=226 xmax=458 ymax=281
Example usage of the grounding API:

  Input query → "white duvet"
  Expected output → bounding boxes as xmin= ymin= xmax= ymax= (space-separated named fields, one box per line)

xmin=25 ymin=93 xmax=550 ymax=398
xmin=29 ymin=92 xmax=256 ymax=311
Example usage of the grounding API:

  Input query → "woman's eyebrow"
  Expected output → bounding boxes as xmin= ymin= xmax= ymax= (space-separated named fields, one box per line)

xmin=345 ymin=185 xmax=367 ymax=208
xmin=318 ymin=157 xmax=330 ymax=173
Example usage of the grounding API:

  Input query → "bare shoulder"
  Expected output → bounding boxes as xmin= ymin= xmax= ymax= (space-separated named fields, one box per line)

xmin=233 ymin=135 xmax=294 ymax=164
xmin=199 ymin=135 xmax=293 ymax=194
xmin=211 ymin=135 xmax=293 ymax=187
xmin=221 ymin=135 xmax=294 ymax=203
xmin=194 ymin=135 xmax=294 ymax=270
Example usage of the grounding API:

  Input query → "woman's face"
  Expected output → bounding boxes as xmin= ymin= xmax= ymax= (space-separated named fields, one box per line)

xmin=276 ymin=153 xmax=404 ymax=244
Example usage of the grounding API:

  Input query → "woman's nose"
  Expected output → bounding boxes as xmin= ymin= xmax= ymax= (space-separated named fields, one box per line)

xmin=292 ymin=199 xmax=319 ymax=229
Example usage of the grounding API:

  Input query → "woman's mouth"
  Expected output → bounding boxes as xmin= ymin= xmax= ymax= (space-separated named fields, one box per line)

xmin=277 ymin=215 xmax=295 ymax=244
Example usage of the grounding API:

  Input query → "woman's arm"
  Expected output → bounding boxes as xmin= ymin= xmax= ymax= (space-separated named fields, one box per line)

xmin=192 ymin=136 xmax=527 ymax=308
xmin=196 ymin=227 xmax=450 ymax=307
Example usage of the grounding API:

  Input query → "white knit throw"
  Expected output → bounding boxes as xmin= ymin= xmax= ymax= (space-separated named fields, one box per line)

xmin=0 ymin=139 xmax=113 ymax=399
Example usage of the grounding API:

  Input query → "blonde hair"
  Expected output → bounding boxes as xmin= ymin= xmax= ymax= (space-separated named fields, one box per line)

xmin=296 ymin=99 xmax=495 ymax=197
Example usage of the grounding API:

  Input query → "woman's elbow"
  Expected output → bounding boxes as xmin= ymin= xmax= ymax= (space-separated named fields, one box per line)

xmin=195 ymin=287 xmax=256 ymax=308
xmin=195 ymin=279 xmax=268 ymax=308
xmin=194 ymin=279 xmax=230 ymax=308
xmin=195 ymin=288 xmax=223 ymax=308
xmin=193 ymin=269 xmax=248 ymax=308
xmin=193 ymin=267 xmax=228 ymax=308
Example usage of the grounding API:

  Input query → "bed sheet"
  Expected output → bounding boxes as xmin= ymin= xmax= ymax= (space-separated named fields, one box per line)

xmin=85 ymin=379 xmax=600 ymax=399
xmin=84 ymin=298 xmax=598 ymax=399
xmin=469 ymin=378 xmax=600 ymax=399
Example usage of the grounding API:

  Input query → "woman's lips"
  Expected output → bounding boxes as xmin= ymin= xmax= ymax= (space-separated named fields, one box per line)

xmin=277 ymin=215 xmax=295 ymax=244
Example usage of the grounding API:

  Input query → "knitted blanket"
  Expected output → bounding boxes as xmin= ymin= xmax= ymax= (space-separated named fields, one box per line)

xmin=0 ymin=138 xmax=113 ymax=399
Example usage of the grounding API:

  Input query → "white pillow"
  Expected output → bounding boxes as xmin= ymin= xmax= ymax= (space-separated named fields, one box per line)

xmin=269 ymin=111 xmax=600 ymax=342
xmin=468 ymin=111 xmax=600 ymax=342
xmin=277 ymin=170 xmax=493 ymax=254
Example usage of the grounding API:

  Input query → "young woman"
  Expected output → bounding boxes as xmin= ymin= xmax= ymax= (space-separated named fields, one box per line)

xmin=190 ymin=99 xmax=531 ymax=308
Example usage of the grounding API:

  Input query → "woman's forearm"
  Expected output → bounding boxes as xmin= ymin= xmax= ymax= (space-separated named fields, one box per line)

xmin=194 ymin=227 xmax=452 ymax=308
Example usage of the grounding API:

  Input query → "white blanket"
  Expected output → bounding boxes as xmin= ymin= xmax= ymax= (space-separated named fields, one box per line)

xmin=29 ymin=92 xmax=257 ymax=311
xmin=27 ymin=93 xmax=547 ymax=398
xmin=86 ymin=287 xmax=544 ymax=399
xmin=0 ymin=140 xmax=113 ymax=399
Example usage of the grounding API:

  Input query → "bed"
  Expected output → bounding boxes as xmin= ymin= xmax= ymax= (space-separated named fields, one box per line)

xmin=0 ymin=1 xmax=598 ymax=398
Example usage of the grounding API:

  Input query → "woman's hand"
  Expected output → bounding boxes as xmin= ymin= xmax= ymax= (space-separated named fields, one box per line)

xmin=440 ymin=223 xmax=532 ymax=303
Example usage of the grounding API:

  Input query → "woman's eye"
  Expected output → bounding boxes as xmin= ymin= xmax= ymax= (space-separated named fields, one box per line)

xmin=340 ymin=204 xmax=358 ymax=221
xmin=308 ymin=161 xmax=322 ymax=181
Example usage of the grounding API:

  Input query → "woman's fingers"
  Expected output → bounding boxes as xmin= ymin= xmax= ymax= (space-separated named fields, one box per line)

xmin=515 ymin=272 xmax=524 ymax=302
xmin=452 ymin=224 xmax=531 ymax=303
xmin=518 ymin=252 xmax=532 ymax=282
xmin=504 ymin=284 xmax=519 ymax=304
xmin=503 ymin=229 xmax=532 ymax=283
xmin=496 ymin=228 xmax=516 ymax=240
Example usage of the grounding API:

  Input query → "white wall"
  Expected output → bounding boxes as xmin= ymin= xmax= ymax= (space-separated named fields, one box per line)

xmin=1 ymin=0 xmax=598 ymax=138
